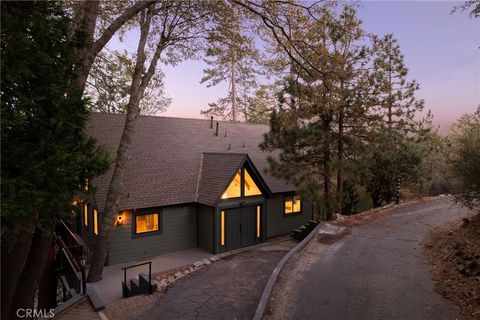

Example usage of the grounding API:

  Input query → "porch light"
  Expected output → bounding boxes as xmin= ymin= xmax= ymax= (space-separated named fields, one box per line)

xmin=79 ymin=255 xmax=86 ymax=269
xmin=117 ymin=215 xmax=123 ymax=225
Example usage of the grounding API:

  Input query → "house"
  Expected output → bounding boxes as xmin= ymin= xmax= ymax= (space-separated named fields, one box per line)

xmin=76 ymin=113 xmax=312 ymax=265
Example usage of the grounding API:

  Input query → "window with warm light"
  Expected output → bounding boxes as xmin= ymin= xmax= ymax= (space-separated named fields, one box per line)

xmin=220 ymin=210 xmax=225 ymax=246
xmin=94 ymin=209 xmax=99 ymax=235
xmin=244 ymin=170 xmax=262 ymax=196
xmin=135 ymin=213 xmax=159 ymax=234
xmin=221 ymin=170 xmax=241 ymax=199
xmin=83 ymin=203 xmax=89 ymax=226
xmin=256 ymin=206 xmax=261 ymax=238
xmin=221 ymin=168 xmax=263 ymax=199
xmin=284 ymin=195 xmax=301 ymax=215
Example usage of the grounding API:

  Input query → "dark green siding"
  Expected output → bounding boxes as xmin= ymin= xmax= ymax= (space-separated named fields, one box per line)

xmin=198 ymin=204 xmax=214 ymax=253
xmin=266 ymin=194 xmax=312 ymax=237
xmin=107 ymin=204 xmax=197 ymax=265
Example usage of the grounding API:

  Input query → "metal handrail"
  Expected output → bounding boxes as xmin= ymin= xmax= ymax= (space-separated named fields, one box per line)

xmin=122 ymin=261 xmax=152 ymax=295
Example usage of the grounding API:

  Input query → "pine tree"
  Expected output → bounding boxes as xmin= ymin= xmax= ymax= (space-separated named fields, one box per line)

xmin=246 ymin=85 xmax=277 ymax=124
xmin=200 ymin=2 xmax=259 ymax=122
xmin=448 ymin=107 xmax=480 ymax=212
xmin=262 ymin=5 xmax=372 ymax=219
xmin=370 ymin=34 xmax=424 ymax=133
xmin=359 ymin=34 xmax=426 ymax=206
xmin=1 ymin=2 xmax=110 ymax=317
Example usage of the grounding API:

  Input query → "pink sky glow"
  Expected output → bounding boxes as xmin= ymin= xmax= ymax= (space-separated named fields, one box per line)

xmin=109 ymin=1 xmax=479 ymax=133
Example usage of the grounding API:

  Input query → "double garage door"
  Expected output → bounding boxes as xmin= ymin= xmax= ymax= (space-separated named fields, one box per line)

xmin=224 ymin=206 xmax=260 ymax=250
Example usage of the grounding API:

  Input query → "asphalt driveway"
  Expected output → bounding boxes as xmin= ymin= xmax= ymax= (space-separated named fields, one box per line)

xmin=268 ymin=198 xmax=466 ymax=320
xmin=134 ymin=240 xmax=296 ymax=320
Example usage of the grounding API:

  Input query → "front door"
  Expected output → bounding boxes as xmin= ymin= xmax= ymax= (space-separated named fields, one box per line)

xmin=226 ymin=207 xmax=242 ymax=249
xmin=225 ymin=206 xmax=258 ymax=250
xmin=241 ymin=206 xmax=256 ymax=247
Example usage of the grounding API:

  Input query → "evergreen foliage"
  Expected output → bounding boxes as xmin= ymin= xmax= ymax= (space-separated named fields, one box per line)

xmin=261 ymin=5 xmax=426 ymax=217
xmin=360 ymin=131 xmax=422 ymax=207
xmin=1 ymin=0 xmax=110 ymax=232
xmin=200 ymin=2 xmax=259 ymax=122
xmin=449 ymin=107 xmax=480 ymax=212
xmin=1 ymin=2 xmax=110 ymax=317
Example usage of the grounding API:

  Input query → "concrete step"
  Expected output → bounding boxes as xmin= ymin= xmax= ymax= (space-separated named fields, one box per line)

xmin=122 ymin=281 xmax=131 ymax=298
xmin=139 ymin=272 xmax=157 ymax=293
xmin=130 ymin=277 xmax=141 ymax=296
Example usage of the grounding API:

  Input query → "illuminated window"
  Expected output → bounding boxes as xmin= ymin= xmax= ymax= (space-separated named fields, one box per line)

xmin=256 ymin=206 xmax=261 ymax=238
xmin=221 ymin=210 xmax=225 ymax=246
xmin=221 ymin=168 xmax=263 ymax=199
xmin=284 ymin=195 xmax=301 ymax=215
xmin=221 ymin=170 xmax=241 ymax=199
xmin=293 ymin=195 xmax=301 ymax=212
xmin=244 ymin=170 xmax=262 ymax=196
xmin=135 ymin=213 xmax=159 ymax=234
xmin=94 ymin=209 xmax=99 ymax=235
xmin=84 ymin=203 xmax=88 ymax=226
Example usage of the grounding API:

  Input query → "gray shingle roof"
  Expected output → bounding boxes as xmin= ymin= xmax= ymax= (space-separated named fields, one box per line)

xmin=86 ymin=113 xmax=294 ymax=211
xmin=195 ymin=153 xmax=246 ymax=206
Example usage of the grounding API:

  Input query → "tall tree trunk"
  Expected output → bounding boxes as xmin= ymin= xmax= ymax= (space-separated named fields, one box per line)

xmin=231 ymin=55 xmax=237 ymax=122
xmin=72 ymin=1 xmax=157 ymax=94
xmin=1 ymin=2 xmax=156 ymax=317
xmin=72 ymin=1 xmax=100 ymax=91
xmin=336 ymin=106 xmax=344 ymax=214
xmin=387 ymin=38 xmax=393 ymax=128
xmin=88 ymin=10 xmax=166 ymax=282
xmin=9 ymin=228 xmax=55 ymax=319
xmin=38 ymin=240 xmax=58 ymax=311
xmin=1 ymin=216 xmax=37 ymax=320
xmin=324 ymin=149 xmax=333 ymax=220
xmin=323 ymin=114 xmax=333 ymax=220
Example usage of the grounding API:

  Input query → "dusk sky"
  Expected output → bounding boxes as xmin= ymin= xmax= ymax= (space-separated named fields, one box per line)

xmin=111 ymin=1 xmax=479 ymax=132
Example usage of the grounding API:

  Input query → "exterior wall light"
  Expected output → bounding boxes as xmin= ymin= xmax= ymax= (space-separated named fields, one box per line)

xmin=117 ymin=215 xmax=123 ymax=225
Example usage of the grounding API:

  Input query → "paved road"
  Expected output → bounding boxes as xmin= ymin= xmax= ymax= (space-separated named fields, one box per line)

xmin=137 ymin=240 xmax=296 ymax=320
xmin=272 ymin=198 xmax=465 ymax=320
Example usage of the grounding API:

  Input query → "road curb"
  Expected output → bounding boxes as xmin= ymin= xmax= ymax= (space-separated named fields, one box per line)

xmin=253 ymin=222 xmax=328 ymax=320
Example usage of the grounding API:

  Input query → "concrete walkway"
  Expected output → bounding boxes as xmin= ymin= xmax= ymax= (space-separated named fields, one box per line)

xmin=88 ymin=248 xmax=211 ymax=305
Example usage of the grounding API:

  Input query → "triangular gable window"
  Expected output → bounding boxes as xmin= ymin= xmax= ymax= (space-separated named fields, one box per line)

xmin=221 ymin=170 xmax=241 ymax=199
xmin=244 ymin=169 xmax=262 ymax=196
xmin=221 ymin=167 xmax=263 ymax=199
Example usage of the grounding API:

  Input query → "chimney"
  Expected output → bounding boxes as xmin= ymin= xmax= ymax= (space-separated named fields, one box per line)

xmin=242 ymin=141 xmax=246 ymax=148
xmin=228 ymin=144 xmax=231 ymax=150
xmin=215 ymin=122 xmax=219 ymax=136
xmin=210 ymin=116 xmax=213 ymax=129
xmin=224 ymin=129 xmax=227 ymax=137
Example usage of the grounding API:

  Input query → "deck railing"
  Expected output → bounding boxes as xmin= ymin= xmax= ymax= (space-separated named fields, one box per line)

xmin=54 ymin=220 xmax=89 ymax=299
